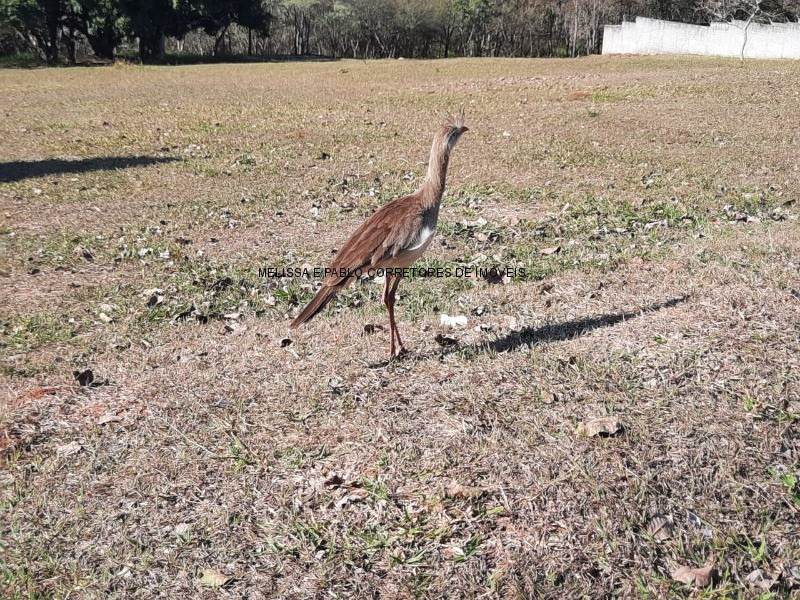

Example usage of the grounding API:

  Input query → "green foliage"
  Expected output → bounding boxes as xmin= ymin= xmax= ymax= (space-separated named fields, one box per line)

xmin=0 ymin=0 xmax=271 ymax=63
xmin=2 ymin=0 xmax=799 ymax=64
xmin=1 ymin=0 xmax=61 ymax=61
xmin=68 ymin=0 xmax=125 ymax=59
xmin=0 ymin=50 xmax=43 ymax=66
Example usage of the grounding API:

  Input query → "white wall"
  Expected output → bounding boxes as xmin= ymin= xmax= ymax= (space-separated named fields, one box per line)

xmin=602 ymin=16 xmax=800 ymax=60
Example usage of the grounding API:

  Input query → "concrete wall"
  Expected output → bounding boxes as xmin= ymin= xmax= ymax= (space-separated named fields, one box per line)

xmin=602 ymin=16 xmax=800 ymax=60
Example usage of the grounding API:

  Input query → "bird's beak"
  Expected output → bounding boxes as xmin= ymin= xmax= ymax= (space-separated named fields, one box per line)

xmin=461 ymin=126 xmax=470 ymax=133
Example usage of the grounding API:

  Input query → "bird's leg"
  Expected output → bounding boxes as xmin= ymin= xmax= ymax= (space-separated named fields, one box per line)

xmin=383 ymin=274 xmax=396 ymax=358
xmin=387 ymin=275 xmax=405 ymax=356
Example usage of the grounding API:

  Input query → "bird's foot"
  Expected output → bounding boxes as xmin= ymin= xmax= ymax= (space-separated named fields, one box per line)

xmin=387 ymin=345 xmax=407 ymax=361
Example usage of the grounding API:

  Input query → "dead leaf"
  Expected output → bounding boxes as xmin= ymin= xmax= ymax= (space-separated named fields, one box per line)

xmin=446 ymin=482 xmax=484 ymax=499
xmin=444 ymin=545 xmax=465 ymax=559
xmin=57 ymin=441 xmax=82 ymax=457
xmin=686 ymin=510 xmax=713 ymax=538
xmin=97 ymin=414 xmax=120 ymax=425
xmin=645 ymin=514 xmax=674 ymax=541
xmin=14 ymin=386 xmax=57 ymax=407
xmin=434 ymin=333 xmax=458 ymax=347
xmin=198 ymin=568 xmax=230 ymax=588
xmin=482 ymin=268 xmax=505 ymax=284
xmin=222 ymin=322 xmax=246 ymax=335
xmin=362 ymin=323 xmax=385 ymax=336
xmin=746 ymin=569 xmax=776 ymax=591
xmin=73 ymin=369 xmax=109 ymax=388
xmin=540 ymin=246 xmax=561 ymax=255
xmin=75 ymin=245 xmax=94 ymax=262
xmin=335 ymin=493 xmax=364 ymax=509
xmin=0 ymin=432 xmax=12 ymax=454
xmin=575 ymin=417 xmax=623 ymax=437
xmin=146 ymin=293 xmax=164 ymax=307
xmin=209 ymin=277 xmax=233 ymax=292
xmin=74 ymin=369 xmax=94 ymax=387
xmin=672 ymin=564 xmax=713 ymax=588
xmin=323 ymin=473 xmax=344 ymax=487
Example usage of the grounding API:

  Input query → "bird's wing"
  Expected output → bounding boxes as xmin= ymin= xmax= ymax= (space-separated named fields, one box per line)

xmin=322 ymin=195 xmax=425 ymax=286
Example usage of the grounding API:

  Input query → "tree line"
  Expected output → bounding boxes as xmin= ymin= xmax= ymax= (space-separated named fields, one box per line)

xmin=1 ymin=0 xmax=799 ymax=64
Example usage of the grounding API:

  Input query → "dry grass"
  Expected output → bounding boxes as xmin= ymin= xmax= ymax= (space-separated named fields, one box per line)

xmin=1 ymin=55 xmax=799 ymax=598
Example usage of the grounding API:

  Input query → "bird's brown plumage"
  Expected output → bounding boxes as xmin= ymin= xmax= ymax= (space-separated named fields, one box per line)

xmin=290 ymin=113 xmax=468 ymax=356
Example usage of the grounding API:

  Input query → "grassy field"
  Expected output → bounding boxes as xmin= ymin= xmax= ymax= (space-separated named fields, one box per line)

xmin=1 ymin=56 xmax=799 ymax=598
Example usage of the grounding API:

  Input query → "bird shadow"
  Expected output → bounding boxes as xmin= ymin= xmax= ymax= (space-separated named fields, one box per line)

xmin=0 ymin=156 xmax=178 ymax=183
xmin=480 ymin=294 xmax=691 ymax=354
xmin=371 ymin=294 xmax=691 ymax=367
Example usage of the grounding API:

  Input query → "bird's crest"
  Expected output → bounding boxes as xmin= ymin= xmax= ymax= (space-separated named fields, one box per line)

xmin=445 ymin=108 xmax=467 ymax=129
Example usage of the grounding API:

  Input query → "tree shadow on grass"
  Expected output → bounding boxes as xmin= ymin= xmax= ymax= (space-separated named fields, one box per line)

xmin=0 ymin=156 xmax=179 ymax=183
xmin=371 ymin=294 xmax=692 ymax=367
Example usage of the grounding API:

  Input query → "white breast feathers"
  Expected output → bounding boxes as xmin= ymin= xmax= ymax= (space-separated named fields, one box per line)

xmin=407 ymin=225 xmax=435 ymax=251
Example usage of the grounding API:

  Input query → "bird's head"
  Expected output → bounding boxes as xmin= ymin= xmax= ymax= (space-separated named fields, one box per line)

xmin=440 ymin=109 xmax=469 ymax=150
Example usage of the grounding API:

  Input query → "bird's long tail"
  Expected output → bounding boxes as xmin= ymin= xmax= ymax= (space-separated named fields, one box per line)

xmin=290 ymin=285 xmax=340 ymax=328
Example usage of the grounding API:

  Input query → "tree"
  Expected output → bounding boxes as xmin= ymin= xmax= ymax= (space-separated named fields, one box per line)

xmin=119 ymin=0 xmax=195 ymax=62
xmin=455 ymin=0 xmax=497 ymax=56
xmin=696 ymin=0 xmax=794 ymax=58
xmin=68 ymin=0 xmax=124 ymax=60
xmin=429 ymin=0 xmax=458 ymax=56
xmin=319 ymin=1 xmax=359 ymax=57
xmin=279 ymin=0 xmax=326 ymax=55
xmin=196 ymin=0 xmax=271 ymax=55
xmin=1 ymin=0 xmax=65 ymax=62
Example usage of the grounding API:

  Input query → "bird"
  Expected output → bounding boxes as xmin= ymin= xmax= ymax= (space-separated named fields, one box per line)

xmin=290 ymin=112 xmax=469 ymax=358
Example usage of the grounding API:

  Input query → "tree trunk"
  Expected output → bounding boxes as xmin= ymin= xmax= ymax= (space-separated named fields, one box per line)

xmin=214 ymin=25 xmax=229 ymax=56
xmin=294 ymin=12 xmax=301 ymax=54
xmin=88 ymin=22 xmax=117 ymax=61
xmin=44 ymin=0 xmax=60 ymax=64
xmin=571 ymin=6 xmax=578 ymax=57
xmin=302 ymin=15 xmax=311 ymax=54
xmin=139 ymin=28 xmax=166 ymax=63
xmin=443 ymin=27 xmax=452 ymax=57
xmin=67 ymin=24 xmax=76 ymax=63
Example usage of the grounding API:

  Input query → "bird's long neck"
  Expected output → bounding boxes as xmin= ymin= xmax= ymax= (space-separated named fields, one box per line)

xmin=421 ymin=133 xmax=451 ymax=209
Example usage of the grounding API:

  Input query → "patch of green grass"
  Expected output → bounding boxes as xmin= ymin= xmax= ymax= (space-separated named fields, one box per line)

xmin=591 ymin=91 xmax=627 ymax=103
xmin=227 ymin=432 xmax=257 ymax=472
xmin=284 ymin=185 xmax=710 ymax=322
xmin=0 ymin=311 xmax=78 ymax=354
xmin=0 ymin=52 xmax=46 ymax=68
xmin=770 ymin=469 xmax=800 ymax=509
xmin=452 ymin=534 xmax=483 ymax=563
xmin=276 ymin=445 xmax=329 ymax=468
xmin=360 ymin=477 xmax=390 ymax=501
xmin=22 ymin=231 xmax=103 ymax=270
